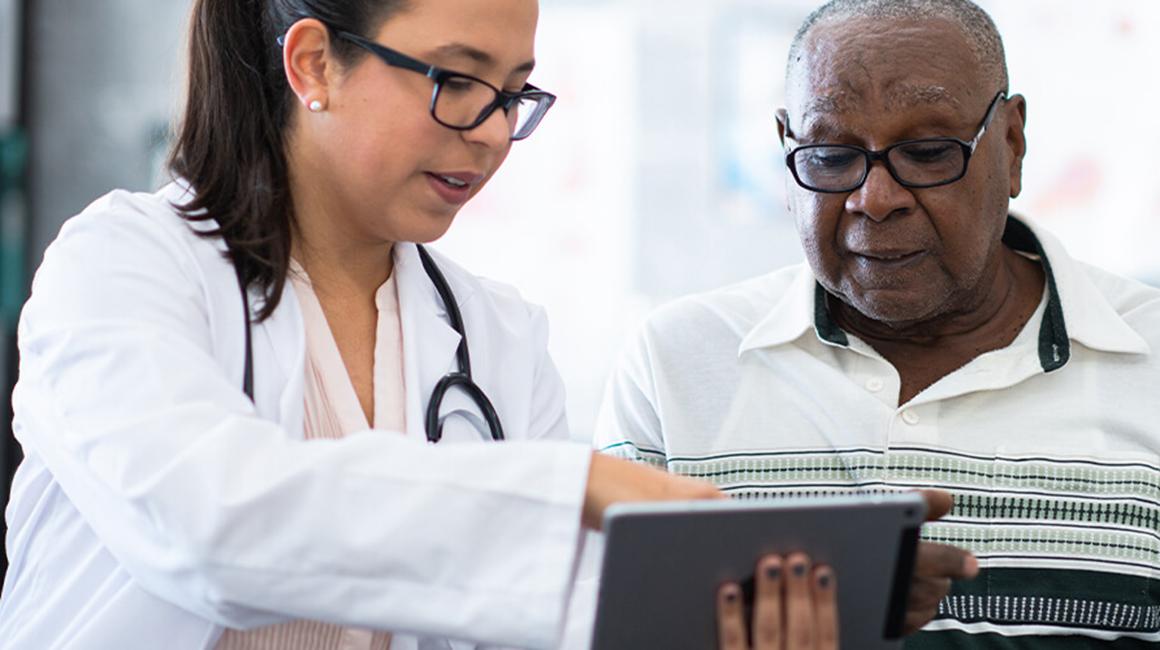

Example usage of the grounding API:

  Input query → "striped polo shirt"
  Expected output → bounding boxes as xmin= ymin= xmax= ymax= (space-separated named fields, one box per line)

xmin=594 ymin=217 xmax=1160 ymax=648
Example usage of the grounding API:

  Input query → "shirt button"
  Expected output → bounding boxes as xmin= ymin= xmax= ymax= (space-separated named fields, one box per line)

xmin=902 ymin=410 xmax=920 ymax=425
xmin=865 ymin=378 xmax=885 ymax=393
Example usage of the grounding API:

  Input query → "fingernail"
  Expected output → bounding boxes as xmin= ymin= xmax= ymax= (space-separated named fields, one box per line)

xmin=724 ymin=589 xmax=738 ymax=603
xmin=817 ymin=572 xmax=831 ymax=589
xmin=793 ymin=562 xmax=807 ymax=577
xmin=766 ymin=565 xmax=781 ymax=580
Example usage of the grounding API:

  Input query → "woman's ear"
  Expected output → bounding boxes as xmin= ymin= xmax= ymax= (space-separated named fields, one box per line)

xmin=282 ymin=18 xmax=336 ymax=112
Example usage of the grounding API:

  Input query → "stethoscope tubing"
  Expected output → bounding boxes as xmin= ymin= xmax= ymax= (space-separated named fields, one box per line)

xmin=234 ymin=244 xmax=505 ymax=443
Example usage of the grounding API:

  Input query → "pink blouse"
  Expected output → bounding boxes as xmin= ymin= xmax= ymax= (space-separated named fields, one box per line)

xmin=216 ymin=261 xmax=406 ymax=650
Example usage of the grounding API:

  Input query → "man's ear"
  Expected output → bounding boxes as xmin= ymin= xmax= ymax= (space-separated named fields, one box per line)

xmin=776 ymin=108 xmax=790 ymax=147
xmin=1004 ymin=94 xmax=1028 ymax=199
xmin=282 ymin=18 xmax=336 ymax=113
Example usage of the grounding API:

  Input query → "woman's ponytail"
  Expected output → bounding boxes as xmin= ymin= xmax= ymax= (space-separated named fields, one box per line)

xmin=168 ymin=0 xmax=400 ymax=320
xmin=169 ymin=0 xmax=291 ymax=320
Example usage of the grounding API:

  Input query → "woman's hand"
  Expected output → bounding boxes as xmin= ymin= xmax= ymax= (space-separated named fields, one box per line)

xmin=718 ymin=554 xmax=838 ymax=650
xmin=581 ymin=452 xmax=723 ymax=530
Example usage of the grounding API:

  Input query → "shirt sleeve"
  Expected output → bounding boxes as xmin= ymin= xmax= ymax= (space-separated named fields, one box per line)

xmin=592 ymin=321 xmax=668 ymax=467
xmin=13 ymin=202 xmax=590 ymax=650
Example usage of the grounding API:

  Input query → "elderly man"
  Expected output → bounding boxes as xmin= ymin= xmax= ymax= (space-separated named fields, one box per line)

xmin=596 ymin=0 xmax=1160 ymax=646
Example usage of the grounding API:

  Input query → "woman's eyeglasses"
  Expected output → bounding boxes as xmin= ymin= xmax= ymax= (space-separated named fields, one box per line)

xmin=333 ymin=31 xmax=556 ymax=141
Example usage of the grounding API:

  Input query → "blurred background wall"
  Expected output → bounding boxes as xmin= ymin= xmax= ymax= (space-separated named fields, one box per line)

xmin=1 ymin=1 xmax=1158 ymax=573
xmin=443 ymin=0 xmax=1160 ymax=440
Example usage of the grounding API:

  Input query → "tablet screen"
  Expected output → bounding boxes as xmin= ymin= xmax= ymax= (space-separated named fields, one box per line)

xmin=592 ymin=492 xmax=926 ymax=649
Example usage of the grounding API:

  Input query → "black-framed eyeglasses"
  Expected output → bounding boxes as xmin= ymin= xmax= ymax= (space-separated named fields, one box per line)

xmin=783 ymin=91 xmax=1007 ymax=194
xmin=333 ymin=31 xmax=556 ymax=141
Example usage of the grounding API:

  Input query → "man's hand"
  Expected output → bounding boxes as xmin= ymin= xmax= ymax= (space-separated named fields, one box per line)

xmin=717 ymin=554 xmax=838 ymax=650
xmin=905 ymin=490 xmax=979 ymax=634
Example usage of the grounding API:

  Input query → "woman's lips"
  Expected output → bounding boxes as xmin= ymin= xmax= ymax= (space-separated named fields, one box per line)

xmin=424 ymin=172 xmax=480 ymax=205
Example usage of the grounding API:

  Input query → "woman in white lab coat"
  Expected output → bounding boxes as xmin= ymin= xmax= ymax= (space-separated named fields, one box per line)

xmin=0 ymin=0 xmax=837 ymax=648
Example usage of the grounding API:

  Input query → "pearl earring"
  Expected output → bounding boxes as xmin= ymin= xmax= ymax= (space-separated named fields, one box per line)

xmin=308 ymin=99 xmax=324 ymax=113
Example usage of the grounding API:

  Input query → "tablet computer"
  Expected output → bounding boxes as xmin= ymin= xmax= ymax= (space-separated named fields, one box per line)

xmin=591 ymin=492 xmax=926 ymax=649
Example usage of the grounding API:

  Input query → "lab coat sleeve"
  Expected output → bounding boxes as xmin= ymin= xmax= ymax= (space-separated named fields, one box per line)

xmin=13 ymin=202 xmax=591 ymax=649
xmin=521 ymin=301 xmax=599 ymax=650
xmin=563 ymin=324 xmax=670 ymax=649
xmin=591 ymin=321 xmax=668 ymax=466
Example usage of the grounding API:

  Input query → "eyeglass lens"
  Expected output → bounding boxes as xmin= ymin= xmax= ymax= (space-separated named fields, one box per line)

xmin=794 ymin=140 xmax=967 ymax=192
xmin=435 ymin=75 xmax=552 ymax=140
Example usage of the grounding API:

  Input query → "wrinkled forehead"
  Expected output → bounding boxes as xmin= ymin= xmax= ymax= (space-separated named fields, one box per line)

xmin=785 ymin=16 xmax=989 ymax=127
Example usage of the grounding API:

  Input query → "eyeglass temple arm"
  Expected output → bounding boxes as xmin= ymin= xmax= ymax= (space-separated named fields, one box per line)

xmin=335 ymin=31 xmax=437 ymax=78
xmin=969 ymin=91 xmax=1008 ymax=152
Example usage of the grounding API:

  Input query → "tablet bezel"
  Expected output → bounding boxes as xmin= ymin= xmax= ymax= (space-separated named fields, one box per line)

xmin=592 ymin=492 xmax=927 ymax=649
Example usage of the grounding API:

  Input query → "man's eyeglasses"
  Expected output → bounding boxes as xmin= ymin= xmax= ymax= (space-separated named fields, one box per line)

xmin=280 ymin=30 xmax=556 ymax=141
xmin=783 ymin=91 xmax=1007 ymax=194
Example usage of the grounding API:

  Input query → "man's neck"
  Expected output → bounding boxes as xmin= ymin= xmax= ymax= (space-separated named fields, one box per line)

xmin=831 ymin=247 xmax=1046 ymax=404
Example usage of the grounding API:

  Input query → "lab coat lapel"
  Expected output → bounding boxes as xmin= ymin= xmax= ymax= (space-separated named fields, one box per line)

xmin=395 ymin=243 xmax=462 ymax=441
xmin=256 ymin=280 xmax=306 ymax=438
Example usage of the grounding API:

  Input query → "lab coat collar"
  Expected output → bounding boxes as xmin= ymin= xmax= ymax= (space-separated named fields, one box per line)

xmin=737 ymin=215 xmax=1150 ymax=365
xmin=158 ymin=182 xmax=479 ymax=440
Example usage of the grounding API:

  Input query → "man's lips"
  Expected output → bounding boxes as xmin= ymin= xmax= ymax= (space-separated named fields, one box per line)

xmin=851 ymin=249 xmax=928 ymax=266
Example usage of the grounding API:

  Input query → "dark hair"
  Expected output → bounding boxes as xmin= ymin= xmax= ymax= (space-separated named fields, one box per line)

xmin=168 ymin=0 xmax=407 ymax=320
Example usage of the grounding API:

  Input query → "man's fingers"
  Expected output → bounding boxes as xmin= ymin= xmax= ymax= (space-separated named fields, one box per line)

xmin=752 ymin=557 xmax=783 ymax=650
xmin=903 ymin=576 xmax=952 ymax=634
xmin=916 ymin=541 xmax=979 ymax=580
xmin=919 ymin=489 xmax=954 ymax=521
xmin=784 ymin=553 xmax=814 ymax=649
xmin=906 ymin=541 xmax=978 ymax=635
xmin=811 ymin=566 xmax=839 ymax=650
xmin=909 ymin=576 xmax=953 ymax=608
xmin=717 ymin=583 xmax=749 ymax=650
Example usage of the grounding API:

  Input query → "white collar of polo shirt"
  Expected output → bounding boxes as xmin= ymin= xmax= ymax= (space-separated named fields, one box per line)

xmin=737 ymin=215 xmax=1151 ymax=366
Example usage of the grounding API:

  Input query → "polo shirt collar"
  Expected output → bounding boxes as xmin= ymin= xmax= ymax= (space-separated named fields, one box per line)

xmin=737 ymin=261 xmax=818 ymax=353
xmin=1024 ymin=217 xmax=1150 ymax=358
xmin=738 ymin=216 xmax=1150 ymax=368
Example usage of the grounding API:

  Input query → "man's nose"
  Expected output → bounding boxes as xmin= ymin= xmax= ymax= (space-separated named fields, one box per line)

xmin=844 ymin=162 xmax=916 ymax=222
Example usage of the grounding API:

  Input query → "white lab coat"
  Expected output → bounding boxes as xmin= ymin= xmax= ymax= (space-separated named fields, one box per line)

xmin=0 ymin=183 xmax=593 ymax=650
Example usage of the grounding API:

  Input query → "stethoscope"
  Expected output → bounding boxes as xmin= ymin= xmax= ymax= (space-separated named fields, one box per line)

xmin=234 ymin=244 xmax=505 ymax=443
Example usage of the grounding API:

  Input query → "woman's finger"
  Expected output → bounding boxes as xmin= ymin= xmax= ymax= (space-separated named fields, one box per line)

xmin=783 ymin=553 xmax=814 ymax=649
xmin=811 ymin=565 xmax=839 ymax=650
xmin=751 ymin=556 xmax=783 ymax=650
xmin=717 ymin=582 xmax=750 ymax=650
